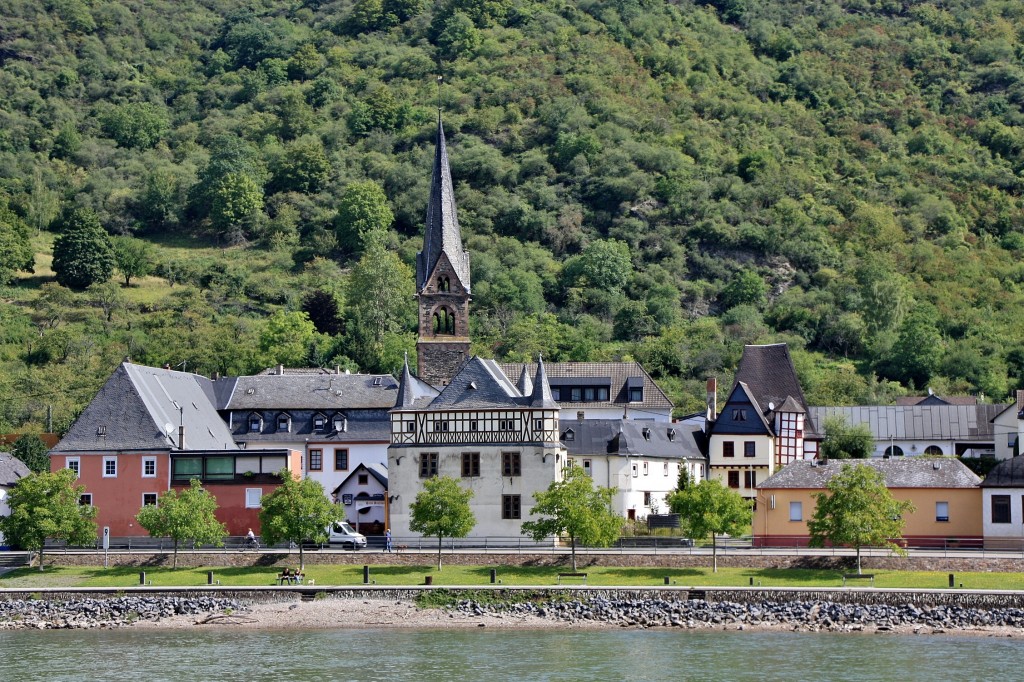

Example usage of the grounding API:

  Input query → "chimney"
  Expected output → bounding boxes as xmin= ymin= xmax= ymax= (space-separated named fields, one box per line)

xmin=706 ymin=377 xmax=718 ymax=422
xmin=277 ymin=364 xmax=285 ymax=376
xmin=212 ymin=371 xmax=220 ymax=380
xmin=178 ymin=424 xmax=185 ymax=450
xmin=335 ymin=365 xmax=341 ymax=375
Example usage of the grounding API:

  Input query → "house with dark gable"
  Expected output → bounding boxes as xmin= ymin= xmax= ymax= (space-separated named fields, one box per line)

xmin=707 ymin=344 xmax=820 ymax=502
xmin=50 ymin=363 xmax=301 ymax=538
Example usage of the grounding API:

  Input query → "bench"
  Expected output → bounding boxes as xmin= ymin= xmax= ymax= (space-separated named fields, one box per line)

xmin=557 ymin=572 xmax=588 ymax=585
xmin=276 ymin=571 xmax=306 ymax=585
xmin=842 ymin=573 xmax=875 ymax=587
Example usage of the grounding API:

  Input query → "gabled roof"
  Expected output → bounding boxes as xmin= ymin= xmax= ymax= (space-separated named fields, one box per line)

xmin=215 ymin=373 xmax=401 ymax=411
xmin=712 ymin=382 xmax=773 ymax=436
xmin=733 ymin=344 xmax=819 ymax=438
xmin=0 ymin=451 xmax=30 ymax=488
xmin=426 ymin=357 xmax=531 ymax=409
xmin=809 ymin=404 xmax=1005 ymax=442
xmin=497 ymin=361 xmax=673 ymax=411
xmin=759 ymin=458 xmax=981 ymax=489
xmin=561 ymin=419 xmax=706 ymax=461
xmin=332 ymin=461 xmax=388 ymax=496
xmin=897 ymin=394 xmax=978 ymax=406
xmin=53 ymin=363 xmax=238 ymax=453
xmin=417 ymin=114 xmax=470 ymax=292
xmin=980 ymin=457 xmax=1024 ymax=487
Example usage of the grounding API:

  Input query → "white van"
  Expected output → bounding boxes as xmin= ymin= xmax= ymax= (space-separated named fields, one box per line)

xmin=328 ymin=522 xmax=367 ymax=550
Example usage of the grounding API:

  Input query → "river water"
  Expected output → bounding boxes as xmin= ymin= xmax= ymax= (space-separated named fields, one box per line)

xmin=2 ymin=627 xmax=1022 ymax=681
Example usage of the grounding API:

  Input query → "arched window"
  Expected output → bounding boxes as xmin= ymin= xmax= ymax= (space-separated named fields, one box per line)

xmin=438 ymin=276 xmax=450 ymax=292
xmin=924 ymin=445 xmax=943 ymax=456
xmin=432 ymin=306 xmax=455 ymax=335
xmin=884 ymin=445 xmax=904 ymax=457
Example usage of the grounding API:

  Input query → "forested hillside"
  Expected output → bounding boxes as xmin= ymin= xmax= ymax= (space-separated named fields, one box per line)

xmin=1 ymin=0 xmax=1024 ymax=432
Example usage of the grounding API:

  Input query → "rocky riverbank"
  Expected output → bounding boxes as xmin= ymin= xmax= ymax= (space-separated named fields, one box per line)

xmin=451 ymin=596 xmax=1024 ymax=635
xmin=0 ymin=596 xmax=241 ymax=629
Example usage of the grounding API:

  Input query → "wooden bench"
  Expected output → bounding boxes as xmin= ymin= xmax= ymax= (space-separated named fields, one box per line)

xmin=557 ymin=572 xmax=588 ymax=585
xmin=842 ymin=573 xmax=875 ymax=587
xmin=276 ymin=571 xmax=305 ymax=585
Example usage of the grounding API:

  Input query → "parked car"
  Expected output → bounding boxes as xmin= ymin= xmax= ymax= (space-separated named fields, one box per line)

xmin=328 ymin=522 xmax=367 ymax=550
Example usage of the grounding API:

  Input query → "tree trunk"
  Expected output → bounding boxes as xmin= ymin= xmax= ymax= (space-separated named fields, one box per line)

xmin=173 ymin=539 xmax=179 ymax=569
xmin=299 ymin=543 xmax=305 ymax=572
xmin=37 ymin=545 xmax=45 ymax=572
xmin=437 ymin=535 xmax=443 ymax=572
xmin=571 ymin=535 xmax=577 ymax=572
xmin=856 ymin=545 xmax=861 ymax=575
xmin=712 ymin=533 xmax=717 ymax=573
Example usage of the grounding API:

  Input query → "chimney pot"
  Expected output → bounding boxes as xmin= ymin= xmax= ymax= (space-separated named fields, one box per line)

xmin=178 ymin=424 xmax=185 ymax=450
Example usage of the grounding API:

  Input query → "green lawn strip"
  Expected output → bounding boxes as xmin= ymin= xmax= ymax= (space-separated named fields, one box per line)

xmin=3 ymin=565 xmax=1023 ymax=590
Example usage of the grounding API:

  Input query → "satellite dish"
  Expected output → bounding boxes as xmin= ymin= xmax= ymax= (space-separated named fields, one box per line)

xmin=768 ymin=402 xmax=775 ymax=411
xmin=164 ymin=423 xmax=175 ymax=437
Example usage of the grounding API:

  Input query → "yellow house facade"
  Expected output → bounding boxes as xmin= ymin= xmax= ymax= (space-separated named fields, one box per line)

xmin=753 ymin=459 xmax=983 ymax=548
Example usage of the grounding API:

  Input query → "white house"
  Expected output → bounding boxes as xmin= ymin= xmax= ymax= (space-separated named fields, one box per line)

xmin=991 ymin=391 xmax=1024 ymax=460
xmin=0 ymin=452 xmax=31 ymax=549
xmin=332 ymin=462 xmax=388 ymax=536
xmin=981 ymin=456 xmax=1024 ymax=549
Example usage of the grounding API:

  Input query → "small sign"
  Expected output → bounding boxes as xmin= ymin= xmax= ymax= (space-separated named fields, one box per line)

xmin=103 ymin=526 xmax=110 ymax=550
xmin=341 ymin=494 xmax=353 ymax=505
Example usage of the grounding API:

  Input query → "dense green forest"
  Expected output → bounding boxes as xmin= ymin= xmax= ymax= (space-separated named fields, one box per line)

xmin=1 ymin=0 xmax=1024 ymax=433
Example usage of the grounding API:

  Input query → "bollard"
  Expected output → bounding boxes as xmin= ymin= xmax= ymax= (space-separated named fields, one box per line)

xmin=425 ymin=576 xmax=433 ymax=586
xmin=490 ymin=569 xmax=497 ymax=584
xmin=664 ymin=576 xmax=671 ymax=585
xmin=207 ymin=571 xmax=215 ymax=586
xmin=139 ymin=571 xmax=146 ymax=586
xmin=949 ymin=573 xmax=955 ymax=588
xmin=363 ymin=565 xmax=370 ymax=585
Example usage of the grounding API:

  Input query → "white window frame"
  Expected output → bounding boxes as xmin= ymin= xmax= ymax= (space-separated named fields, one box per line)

xmin=102 ymin=456 xmax=118 ymax=478
xmin=582 ymin=459 xmax=592 ymax=477
xmin=664 ymin=462 xmax=669 ymax=476
xmin=643 ymin=462 xmax=649 ymax=476
xmin=936 ymin=501 xmax=950 ymax=523
xmin=66 ymin=457 xmax=80 ymax=478
xmin=142 ymin=492 xmax=159 ymax=507
xmin=245 ymin=488 xmax=263 ymax=509
xmin=789 ymin=501 xmax=803 ymax=522
xmin=142 ymin=456 xmax=157 ymax=478
xmin=79 ymin=493 xmax=92 ymax=506
xmin=631 ymin=463 xmax=638 ymax=478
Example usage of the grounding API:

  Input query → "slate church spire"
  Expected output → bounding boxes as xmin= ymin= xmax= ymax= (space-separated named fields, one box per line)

xmin=415 ymin=110 xmax=471 ymax=388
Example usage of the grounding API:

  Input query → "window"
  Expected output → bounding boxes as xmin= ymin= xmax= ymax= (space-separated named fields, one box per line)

xmin=502 ymin=452 xmax=521 ymax=476
xmin=142 ymin=493 xmax=158 ymax=507
xmin=103 ymin=456 xmax=117 ymax=478
xmin=571 ymin=388 xmax=581 ymax=401
xmin=727 ymin=471 xmax=740 ymax=489
xmin=664 ymin=462 xmax=669 ymax=476
xmin=173 ymin=457 xmax=202 ymax=479
xmin=924 ymin=445 xmax=943 ymax=456
xmin=205 ymin=456 xmax=233 ymax=480
xmin=249 ymin=415 xmax=262 ymax=432
xmin=631 ymin=463 xmax=638 ymax=478
xmin=420 ymin=453 xmax=438 ymax=478
xmin=884 ymin=445 xmax=904 ymax=457
xmin=433 ymin=420 xmax=449 ymax=432
xmin=406 ymin=421 xmax=415 ymax=433
xmin=629 ymin=387 xmax=643 ymax=402
xmin=79 ymin=493 xmax=92 ymax=506
xmin=744 ymin=441 xmax=756 ymax=458
xmin=789 ymin=501 xmax=803 ymax=521
xmin=551 ymin=388 xmax=560 ymax=401
xmin=502 ymin=495 xmax=521 ymax=519
xmin=245 ymin=488 xmax=263 ymax=509
xmin=313 ymin=415 xmax=326 ymax=432
xmin=142 ymin=457 xmax=157 ymax=478
xmin=732 ymin=409 xmax=747 ymax=421
xmin=499 ymin=420 xmax=515 ymax=431
xmin=992 ymin=495 xmax=1011 ymax=524
xmin=335 ymin=449 xmax=349 ymax=471
xmin=643 ymin=492 xmax=652 ymax=507
xmin=334 ymin=416 xmax=346 ymax=432
xmin=744 ymin=471 xmax=757 ymax=489
xmin=66 ymin=457 xmax=80 ymax=477
xmin=576 ymin=411 xmax=585 ymax=420
xmin=462 ymin=452 xmax=481 ymax=477
xmin=582 ymin=459 xmax=592 ymax=477
xmin=936 ymin=501 xmax=949 ymax=523
xmin=469 ymin=421 xmax=478 ymax=431
xmin=357 ymin=473 xmax=368 ymax=485
xmin=534 ymin=419 xmax=543 ymax=431
xmin=564 ymin=429 xmax=575 ymax=441
xmin=309 ymin=449 xmax=323 ymax=471
xmin=723 ymin=441 xmax=735 ymax=458
xmin=277 ymin=414 xmax=291 ymax=432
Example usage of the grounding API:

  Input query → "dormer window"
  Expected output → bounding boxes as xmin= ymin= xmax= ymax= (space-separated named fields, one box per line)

xmin=333 ymin=415 xmax=346 ymax=432
xmin=627 ymin=377 xmax=644 ymax=403
xmin=563 ymin=429 xmax=575 ymax=442
xmin=277 ymin=413 xmax=291 ymax=432
xmin=642 ymin=427 xmax=651 ymax=441
xmin=667 ymin=428 xmax=675 ymax=442
xmin=248 ymin=414 xmax=263 ymax=433
xmin=313 ymin=414 xmax=326 ymax=432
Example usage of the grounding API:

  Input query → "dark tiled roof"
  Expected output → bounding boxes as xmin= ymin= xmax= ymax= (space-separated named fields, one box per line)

xmin=53 ymin=363 xmax=237 ymax=453
xmin=734 ymin=344 xmax=819 ymax=438
xmin=530 ymin=356 xmax=558 ymax=409
xmin=561 ymin=419 xmax=706 ymax=461
xmin=759 ymin=458 xmax=981 ymax=489
xmin=216 ymin=374 xmax=400 ymax=411
xmin=255 ymin=367 xmax=338 ymax=376
xmin=394 ymin=356 xmax=439 ymax=409
xmin=332 ymin=462 xmax=388 ymax=496
xmin=808 ymin=405 xmax=1005 ymax=442
xmin=232 ymin=415 xmax=390 ymax=443
xmin=497 ymin=361 xmax=673 ymax=411
xmin=711 ymin=382 xmax=773 ymax=436
xmin=428 ymin=357 xmax=530 ymax=409
xmin=897 ymin=395 xmax=978 ymax=406
xmin=0 ymin=451 xmax=30 ymax=487
xmin=417 ymin=115 xmax=471 ymax=292
xmin=981 ymin=457 xmax=1024 ymax=487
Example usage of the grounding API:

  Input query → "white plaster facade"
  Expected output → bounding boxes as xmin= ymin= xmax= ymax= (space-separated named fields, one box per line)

xmin=569 ymin=455 xmax=705 ymax=519
xmin=982 ymin=488 xmax=1024 ymax=548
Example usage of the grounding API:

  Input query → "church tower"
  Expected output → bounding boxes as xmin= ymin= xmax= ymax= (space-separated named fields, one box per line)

xmin=416 ymin=113 xmax=471 ymax=387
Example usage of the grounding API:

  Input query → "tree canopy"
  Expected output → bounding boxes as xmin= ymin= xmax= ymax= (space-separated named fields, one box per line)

xmin=409 ymin=475 xmax=475 ymax=571
xmin=667 ymin=480 xmax=752 ymax=572
xmin=820 ymin=415 xmax=875 ymax=460
xmin=135 ymin=479 xmax=227 ymax=568
xmin=258 ymin=472 xmax=345 ymax=570
xmin=51 ymin=208 xmax=114 ymax=290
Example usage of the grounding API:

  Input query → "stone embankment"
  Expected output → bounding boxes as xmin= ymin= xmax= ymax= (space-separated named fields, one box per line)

xmin=0 ymin=596 xmax=240 ymax=629
xmin=453 ymin=596 xmax=1024 ymax=633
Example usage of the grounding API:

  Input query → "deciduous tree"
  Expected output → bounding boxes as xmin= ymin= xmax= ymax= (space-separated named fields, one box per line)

xmin=808 ymin=463 xmax=914 ymax=574
xmin=0 ymin=469 xmax=97 ymax=570
xmin=821 ymin=415 xmax=874 ymax=460
xmin=10 ymin=434 xmax=50 ymax=474
xmin=334 ymin=180 xmax=393 ymax=256
xmin=52 ymin=208 xmax=115 ymax=290
xmin=521 ymin=466 xmax=620 ymax=571
xmin=135 ymin=479 xmax=227 ymax=568
xmin=259 ymin=472 xmax=344 ymax=570
xmin=667 ymin=480 xmax=751 ymax=572
xmin=409 ymin=475 xmax=475 ymax=571
xmin=111 ymin=236 xmax=154 ymax=287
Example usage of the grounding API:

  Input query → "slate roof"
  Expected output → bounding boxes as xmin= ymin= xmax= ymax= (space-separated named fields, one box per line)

xmin=215 ymin=374 xmax=401 ymax=411
xmin=808 ymin=404 xmax=1005 ymax=442
xmin=497 ymin=361 xmax=673 ymax=412
xmin=394 ymin=355 xmax=439 ymax=409
xmin=896 ymin=394 xmax=978 ymax=406
xmin=980 ymin=457 xmax=1024 ymax=487
xmin=759 ymin=458 xmax=981 ymax=489
xmin=0 ymin=451 xmax=30 ymax=488
xmin=561 ymin=419 xmax=707 ymax=461
xmin=712 ymin=382 xmax=774 ymax=436
xmin=232 ymin=414 xmax=390 ymax=444
xmin=332 ymin=462 xmax=389 ymax=497
xmin=53 ymin=363 xmax=238 ymax=453
xmin=417 ymin=114 xmax=470 ymax=292
xmin=427 ymin=357 xmax=533 ymax=409
xmin=733 ymin=344 xmax=819 ymax=439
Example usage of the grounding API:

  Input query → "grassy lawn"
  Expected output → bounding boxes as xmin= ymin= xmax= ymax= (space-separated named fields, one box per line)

xmin=2 ymin=565 xmax=1022 ymax=591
